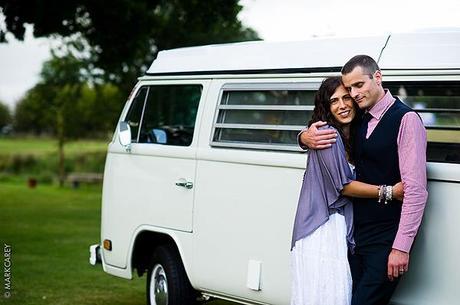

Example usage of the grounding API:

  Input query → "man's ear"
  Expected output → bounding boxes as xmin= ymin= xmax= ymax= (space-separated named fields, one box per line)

xmin=374 ymin=70 xmax=383 ymax=86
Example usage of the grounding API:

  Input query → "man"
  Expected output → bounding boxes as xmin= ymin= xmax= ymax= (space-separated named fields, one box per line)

xmin=299 ymin=55 xmax=428 ymax=305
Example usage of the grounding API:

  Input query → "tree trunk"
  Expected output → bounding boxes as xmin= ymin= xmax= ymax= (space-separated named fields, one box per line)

xmin=57 ymin=109 xmax=65 ymax=187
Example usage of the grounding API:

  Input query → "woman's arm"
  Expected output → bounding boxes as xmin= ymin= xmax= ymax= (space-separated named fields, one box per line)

xmin=313 ymin=126 xmax=403 ymax=202
xmin=342 ymin=181 xmax=404 ymax=200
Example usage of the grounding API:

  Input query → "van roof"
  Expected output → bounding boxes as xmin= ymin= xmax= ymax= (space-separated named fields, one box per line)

xmin=146 ymin=29 xmax=460 ymax=75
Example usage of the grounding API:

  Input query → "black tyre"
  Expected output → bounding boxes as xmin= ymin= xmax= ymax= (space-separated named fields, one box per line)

xmin=146 ymin=245 xmax=196 ymax=305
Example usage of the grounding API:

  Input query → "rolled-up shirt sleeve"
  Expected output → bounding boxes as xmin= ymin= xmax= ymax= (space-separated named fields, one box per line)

xmin=393 ymin=112 xmax=428 ymax=253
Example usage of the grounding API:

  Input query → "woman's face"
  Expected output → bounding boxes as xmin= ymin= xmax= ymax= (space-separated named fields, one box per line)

xmin=329 ymin=85 xmax=355 ymax=126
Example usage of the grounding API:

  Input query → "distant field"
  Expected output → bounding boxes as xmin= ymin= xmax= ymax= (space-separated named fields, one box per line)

xmin=0 ymin=137 xmax=109 ymax=156
xmin=0 ymin=138 xmax=110 ymax=181
xmin=0 ymin=181 xmax=236 ymax=305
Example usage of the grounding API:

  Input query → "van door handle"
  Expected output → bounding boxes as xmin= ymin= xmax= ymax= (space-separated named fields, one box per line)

xmin=175 ymin=179 xmax=193 ymax=189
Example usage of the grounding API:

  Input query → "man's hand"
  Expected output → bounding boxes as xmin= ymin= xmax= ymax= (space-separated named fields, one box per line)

xmin=387 ymin=249 xmax=409 ymax=281
xmin=299 ymin=121 xmax=337 ymax=150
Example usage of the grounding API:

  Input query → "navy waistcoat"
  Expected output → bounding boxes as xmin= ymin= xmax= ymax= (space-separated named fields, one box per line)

xmin=353 ymin=99 xmax=413 ymax=246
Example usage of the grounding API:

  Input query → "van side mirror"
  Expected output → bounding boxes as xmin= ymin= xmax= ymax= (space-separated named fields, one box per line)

xmin=118 ymin=121 xmax=132 ymax=152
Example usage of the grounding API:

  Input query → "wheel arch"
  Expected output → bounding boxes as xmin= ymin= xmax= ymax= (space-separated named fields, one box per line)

xmin=130 ymin=228 xmax=191 ymax=280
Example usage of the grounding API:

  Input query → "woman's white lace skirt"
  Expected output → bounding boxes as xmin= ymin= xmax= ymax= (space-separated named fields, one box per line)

xmin=291 ymin=213 xmax=352 ymax=305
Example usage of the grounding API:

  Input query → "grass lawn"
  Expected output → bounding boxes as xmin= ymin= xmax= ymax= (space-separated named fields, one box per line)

xmin=0 ymin=182 xmax=145 ymax=305
xmin=0 ymin=181 xmax=236 ymax=305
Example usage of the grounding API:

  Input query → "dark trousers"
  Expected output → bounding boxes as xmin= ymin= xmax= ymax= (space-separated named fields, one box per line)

xmin=349 ymin=245 xmax=400 ymax=305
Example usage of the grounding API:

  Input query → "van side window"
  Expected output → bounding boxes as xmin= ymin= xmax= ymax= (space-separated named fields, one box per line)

xmin=125 ymin=86 xmax=149 ymax=142
xmin=387 ymin=81 xmax=460 ymax=164
xmin=138 ymin=85 xmax=202 ymax=146
xmin=212 ymin=88 xmax=315 ymax=151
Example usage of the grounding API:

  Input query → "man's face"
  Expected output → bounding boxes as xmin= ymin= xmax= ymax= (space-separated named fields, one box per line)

xmin=342 ymin=66 xmax=382 ymax=110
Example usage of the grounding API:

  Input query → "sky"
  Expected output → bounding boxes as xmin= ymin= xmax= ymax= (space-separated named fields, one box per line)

xmin=1 ymin=0 xmax=460 ymax=109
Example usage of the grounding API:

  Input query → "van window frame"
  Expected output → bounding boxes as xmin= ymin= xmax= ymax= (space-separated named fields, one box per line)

xmin=210 ymin=82 xmax=320 ymax=152
xmin=123 ymin=85 xmax=150 ymax=143
xmin=384 ymin=78 xmax=460 ymax=164
xmin=210 ymin=76 xmax=460 ymax=164
xmin=123 ymin=80 xmax=205 ymax=147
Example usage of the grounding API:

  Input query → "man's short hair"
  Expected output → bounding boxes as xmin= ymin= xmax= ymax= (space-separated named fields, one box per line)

xmin=341 ymin=55 xmax=380 ymax=78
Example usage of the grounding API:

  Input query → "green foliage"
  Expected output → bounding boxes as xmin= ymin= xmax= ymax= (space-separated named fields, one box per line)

xmin=1 ymin=0 xmax=259 ymax=88
xmin=14 ymin=53 xmax=123 ymax=138
xmin=41 ymin=49 xmax=88 ymax=85
xmin=76 ymin=83 xmax=124 ymax=137
xmin=0 ymin=137 xmax=108 ymax=183
xmin=2 ymin=0 xmax=259 ymax=183
xmin=14 ymin=84 xmax=56 ymax=135
xmin=0 ymin=100 xmax=12 ymax=128
xmin=0 ymin=151 xmax=106 ymax=182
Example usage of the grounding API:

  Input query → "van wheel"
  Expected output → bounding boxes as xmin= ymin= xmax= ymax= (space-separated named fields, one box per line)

xmin=147 ymin=245 xmax=196 ymax=305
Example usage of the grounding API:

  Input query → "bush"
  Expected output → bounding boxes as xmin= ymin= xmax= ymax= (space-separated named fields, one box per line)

xmin=0 ymin=139 xmax=107 ymax=184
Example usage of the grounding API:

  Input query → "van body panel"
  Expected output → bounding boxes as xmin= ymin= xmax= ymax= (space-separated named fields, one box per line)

xmin=391 ymin=178 xmax=460 ymax=305
xmin=193 ymin=159 xmax=302 ymax=303
xmin=147 ymin=36 xmax=388 ymax=74
xmin=426 ymin=162 xmax=460 ymax=183
xmin=97 ymin=30 xmax=460 ymax=305
xmin=100 ymin=225 xmax=195 ymax=282
xmin=101 ymin=143 xmax=197 ymax=267
xmin=380 ymin=31 xmax=460 ymax=69
xmin=101 ymin=80 xmax=209 ymax=268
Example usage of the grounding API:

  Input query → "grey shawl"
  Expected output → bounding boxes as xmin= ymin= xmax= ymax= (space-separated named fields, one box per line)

xmin=291 ymin=126 xmax=355 ymax=250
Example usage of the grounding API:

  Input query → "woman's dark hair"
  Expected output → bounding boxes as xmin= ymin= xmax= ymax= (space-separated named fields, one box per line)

xmin=308 ymin=76 xmax=361 ymax=162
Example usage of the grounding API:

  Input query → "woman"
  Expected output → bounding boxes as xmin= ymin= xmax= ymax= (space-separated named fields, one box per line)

xmin=290 ymin=77 xmax=403 ymax=305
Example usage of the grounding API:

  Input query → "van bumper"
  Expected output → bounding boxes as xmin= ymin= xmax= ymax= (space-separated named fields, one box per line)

xmin=89 ymin=244 xmax=102 ymax=265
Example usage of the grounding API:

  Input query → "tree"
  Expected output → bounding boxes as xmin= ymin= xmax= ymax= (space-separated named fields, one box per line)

xmin=40 ymin=50 xmax=87 ymax=186
xmin=14 ymin=48 xmax=123 ymax=185
xmin=3 ymin=0 xmax=258 ymax=185
xmin=14 ymin=62 xmax=122 ymax=138
xmin=0 ymin=0 xmax=259 ymax=91
xmin=14 ymin=86 xmax=54 ymax=135
xmin=0 ymin=101 xmax=12 ymax=129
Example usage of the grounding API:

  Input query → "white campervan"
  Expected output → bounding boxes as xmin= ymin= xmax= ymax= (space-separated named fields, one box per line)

xmin=90 ymin=30 xmax=460 ymax=305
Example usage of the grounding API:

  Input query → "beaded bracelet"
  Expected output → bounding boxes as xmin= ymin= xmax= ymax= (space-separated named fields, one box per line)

xmin=378 ymin=185 xmax=386 ymax=203
xmin=385 ymin=185 xmax=393 ymax=204
xmin=378 ymin=185 xmax=393 ymax=204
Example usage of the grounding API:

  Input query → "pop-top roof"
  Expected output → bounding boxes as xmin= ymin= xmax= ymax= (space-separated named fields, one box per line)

xmin=146 ymin=29 xmax=460 ymax=75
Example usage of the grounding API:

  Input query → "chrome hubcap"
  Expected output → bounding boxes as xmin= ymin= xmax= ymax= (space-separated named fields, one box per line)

xmin=150 ymin=264 xmax=168 ymax=305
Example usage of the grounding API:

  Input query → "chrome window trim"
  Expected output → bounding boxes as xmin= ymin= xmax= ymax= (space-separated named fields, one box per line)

xmin=136 ymin=86 xmax=150 ymax=143
xmin=414 ymin=108 xmax=460 ymax=113
xmin=214 ymin=123 xmax=305 ymax=131
xmin=210 ymin=141 xmax=303 ymax=152
xmin=217 ymin=105 xmax=314 ymax=111
xmin=424 ymin=125 xmax=460 ymax=131
xmin=220 ymin=82 xmax=319 ymax=91
xmin=210 ymin=82 xmax=319 ymax=151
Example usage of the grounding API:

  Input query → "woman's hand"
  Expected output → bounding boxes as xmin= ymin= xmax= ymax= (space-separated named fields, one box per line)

xmin=393 ymin=182 xmax=404 ymax=201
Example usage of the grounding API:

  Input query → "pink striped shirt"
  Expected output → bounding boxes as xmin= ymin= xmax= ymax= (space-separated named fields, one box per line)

xmin=365 ymin=90 xmax=428 ymax=253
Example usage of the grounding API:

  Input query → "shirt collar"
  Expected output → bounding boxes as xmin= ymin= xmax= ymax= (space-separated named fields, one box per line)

xmin=367 ymin=89 xmax=395 ymax=120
